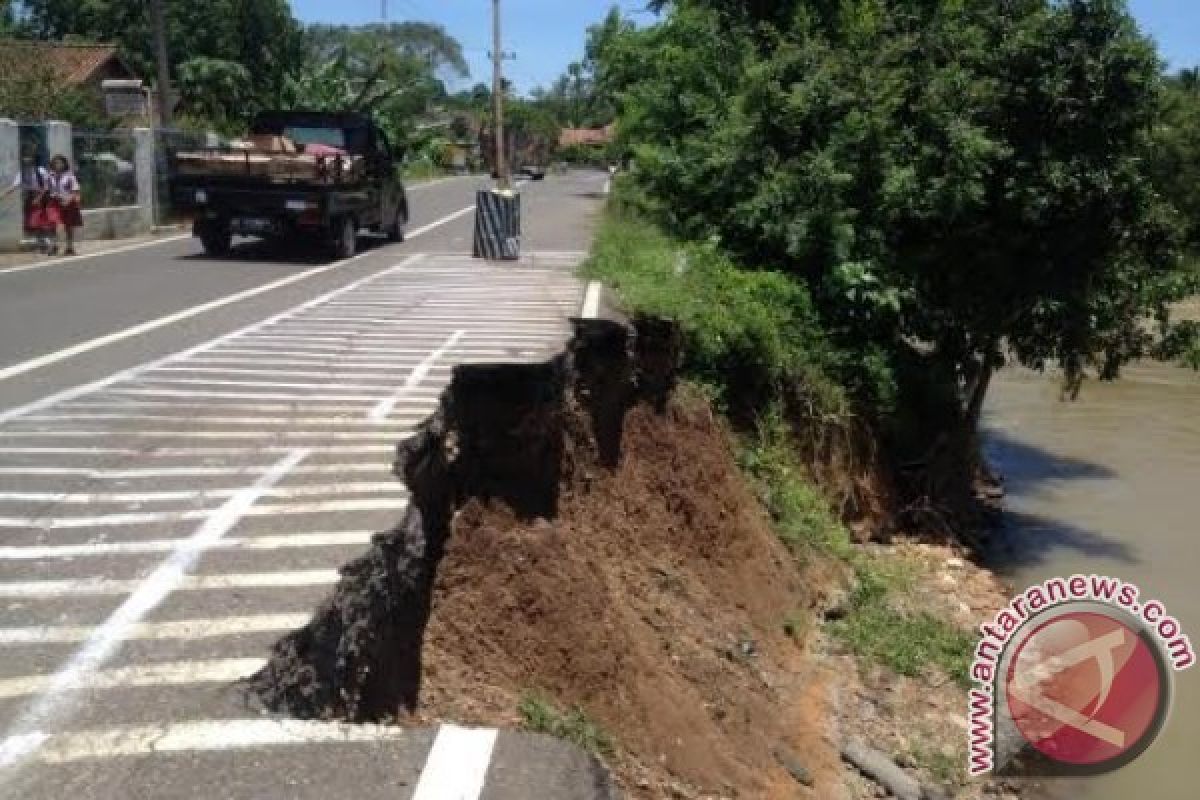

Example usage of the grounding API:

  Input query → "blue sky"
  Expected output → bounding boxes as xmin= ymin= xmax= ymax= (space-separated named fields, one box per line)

xmin=290 ymin=1 xmax=1200 ymax=94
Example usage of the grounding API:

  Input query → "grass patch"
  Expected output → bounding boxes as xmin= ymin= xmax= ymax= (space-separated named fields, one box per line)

xmin=518 ymin=691 xmax=614 ymax=758
xmin=831 ymin=566 xmax=974 ymax=687
xmin=738 ymin=409 xmax=853 ymax=561
xmin=906 ymin=741 xmax=968 ymax=787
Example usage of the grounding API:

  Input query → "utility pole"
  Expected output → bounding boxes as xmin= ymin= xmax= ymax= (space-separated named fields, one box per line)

xmin=149 ymin=0 xmax=172 ymax=127
xmin=491 ymin=0 xmax=509 ymax=189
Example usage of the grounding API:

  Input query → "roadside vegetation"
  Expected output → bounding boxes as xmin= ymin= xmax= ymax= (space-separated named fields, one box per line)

xmin=580 ymin=2 xmax=1200 ymax=790
xmin=518 ymin=691 xmax=615 ymax=759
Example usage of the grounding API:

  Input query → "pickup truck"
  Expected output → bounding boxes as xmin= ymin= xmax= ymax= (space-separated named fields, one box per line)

xmin=169 ymin=111 xmax=408 ymax=259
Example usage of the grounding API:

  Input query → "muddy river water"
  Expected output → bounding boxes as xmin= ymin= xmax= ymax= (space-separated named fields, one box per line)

xmin=983 ymin=363 xmax=1200 ymax=800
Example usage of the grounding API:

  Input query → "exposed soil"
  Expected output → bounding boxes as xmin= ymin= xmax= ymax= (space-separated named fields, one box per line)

xmin=413 ymin=396 xmax=842 ymax=798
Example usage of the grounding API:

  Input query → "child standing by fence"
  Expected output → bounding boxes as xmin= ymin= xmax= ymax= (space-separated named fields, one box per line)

xmin=44 ymin=154 xmax=82 ymax=256
xmin=3 ymin=154 xmax=53 ymax=254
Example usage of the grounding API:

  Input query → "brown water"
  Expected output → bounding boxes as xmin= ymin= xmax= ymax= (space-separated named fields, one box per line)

xmin=983 ymin=363 xmax=1200 ymax=800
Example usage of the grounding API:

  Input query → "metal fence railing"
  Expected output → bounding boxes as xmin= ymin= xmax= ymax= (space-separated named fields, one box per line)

xmin=72 ymin=131 xmax=138 ymax=209
xmin=154 ymin=128 xmax=215 ymax=226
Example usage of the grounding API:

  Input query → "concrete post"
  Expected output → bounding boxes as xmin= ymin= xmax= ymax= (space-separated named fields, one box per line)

xmin=0 ymin=119 xmax=21 ymax=252
xmin=43 ymin=121 xmax=73 ymax=166
xmin=132 ymin=127 xmax=155 ymax=231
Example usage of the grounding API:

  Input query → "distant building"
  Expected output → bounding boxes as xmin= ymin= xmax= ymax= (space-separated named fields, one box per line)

xmin=0 ymin=39 xmax=148 ymax=121
xmin=559 ymin=124 xmax=616 ymax=149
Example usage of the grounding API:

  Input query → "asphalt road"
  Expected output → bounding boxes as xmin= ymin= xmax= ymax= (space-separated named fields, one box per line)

xmin=0 ymin=170 xmax=615 ymax=799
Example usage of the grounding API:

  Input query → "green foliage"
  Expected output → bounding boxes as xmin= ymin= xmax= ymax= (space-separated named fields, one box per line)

xmin=1149 ymin=73 xmax=1200 ymax=251
xmin=518 ymin=692 xmax=614 ymax=758
xmin=305 ymin=22 xmax=468 ymax=80
xmin=530 ymin=8 xmax=628 ymax=129
xmin=739 ymin=409 xmax=853 ymax=560
xmin=831 ymin=566 xmax=974 ymax=688
xmin=585 ymin=201 xmax=850 ymax=417
xmin=176 ymin=57 xmax=252 ymax=133
xmin=596 ymin=0 xmax=1196 ymax=430
xmin=13 ymin=0 xmax=303 ymax=112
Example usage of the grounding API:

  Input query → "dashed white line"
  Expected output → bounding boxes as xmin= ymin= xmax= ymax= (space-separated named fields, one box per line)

xmin=411 ymin=724 xmax=498 ymax=800
xmin=581 ymin=281 xmax=603 ymax=319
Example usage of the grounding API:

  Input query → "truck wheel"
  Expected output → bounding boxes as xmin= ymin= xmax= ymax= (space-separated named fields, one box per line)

xmin=387 ymin=210 xmax=405 ymax=243
xmin=334 ymin=217 xmax=357 ymax=259
xmin=199 ymin=224 xmax=231 ymax=257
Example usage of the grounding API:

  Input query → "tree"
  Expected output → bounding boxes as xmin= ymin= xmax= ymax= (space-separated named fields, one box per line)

xmin=306 ymin=22 xmax=468 ymax=82
xmin=530 ymin=7 xmax=629 ymax=128
xmin=1149 ymin=70 xmax=1200 ymax=251
xmin=598 ymin=0 xmax=1193 ymax=442
xmin=11 ymin=0 xmax=303 ymax=113
xmin=176 ymin=57 xmax=252 ymax=133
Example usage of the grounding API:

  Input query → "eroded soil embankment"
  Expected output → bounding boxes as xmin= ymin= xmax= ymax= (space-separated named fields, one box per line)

xmin=247 ymin=316 xmax=841 ymax=798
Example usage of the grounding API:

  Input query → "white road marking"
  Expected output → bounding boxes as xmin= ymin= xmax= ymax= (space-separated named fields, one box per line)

xmin=0 ymin=449 xmax=306 ymax=768
xmin=582 ymin=281 xmax=603 ymax=319
xmin=411 ymin=724 xmax=498 ymax=800
xmin=0 ymin=196 xmax=507 ymax=379
xmin=0 ymin=234 xmax=191 ymax=277
xmin=369 ymin=330 xmax=464 ymax=422
xmin=102 ymin=389 xmax=397 ymax=402
xmin=0 ymin=255 xmax=429 ymax=426
xmin=0 ymin=532 xmax=374 ymax=560
xmin=0 ymin=445 xmax=392 ymax=456
xmin=0 ymin=464 xmax=383 ymax=479
xmin=0 ymin=483 xmax=403 ymax=504
xmin=0 ymin=614 xmax=311 ymax=645
xmin=14 ymin=414 xmax=417 ymax=427
xmin=1 ymin=719 xmax=411 ymax=764
xmin=0 ymin=497 xmax=404 ymax=529
xmin=0 ymin=430 xmax=405 ymax=441
xmin=0 ymin=570 xmax=340 ymax=598
xmin=146 ymin=366 xmax=436 ymax=381
xmin=0 ymin=658 xmax=266 ymax=699
xmin=405 ymin=204 xmax=477 ymax=239
xmin=0 ymin=258 xmax=370 ymax=384
xmin=130 ymin=377 xmax=400 ymax=392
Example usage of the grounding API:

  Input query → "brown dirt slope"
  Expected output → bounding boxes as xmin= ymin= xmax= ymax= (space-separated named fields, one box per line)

xmin=415 ymin=393 xmax=840 ymax=798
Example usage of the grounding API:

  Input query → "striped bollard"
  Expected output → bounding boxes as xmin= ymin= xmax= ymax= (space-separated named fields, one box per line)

xmin=473 ymin=189 xmax=521 ymax=261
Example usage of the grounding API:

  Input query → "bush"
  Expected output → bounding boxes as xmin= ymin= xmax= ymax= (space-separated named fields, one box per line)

xmin=584 ymin=200 xmax=845 ymax=420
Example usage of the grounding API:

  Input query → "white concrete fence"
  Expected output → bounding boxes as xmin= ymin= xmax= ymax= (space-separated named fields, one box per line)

xmin=0 ymin=119 xmax=158 ymax=252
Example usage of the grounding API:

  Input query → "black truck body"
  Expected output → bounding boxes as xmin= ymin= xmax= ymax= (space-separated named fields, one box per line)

xmin=169 ymin=111 xmax=408 ymax=258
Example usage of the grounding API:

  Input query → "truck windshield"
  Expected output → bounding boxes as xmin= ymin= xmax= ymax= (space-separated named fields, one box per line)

xmin=282 ymin=126 xmax=347 ymax=150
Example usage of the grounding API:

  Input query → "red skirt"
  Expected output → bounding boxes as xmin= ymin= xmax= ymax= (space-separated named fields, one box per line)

xmin=44 ymin=199 xmax=83 ymax=229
